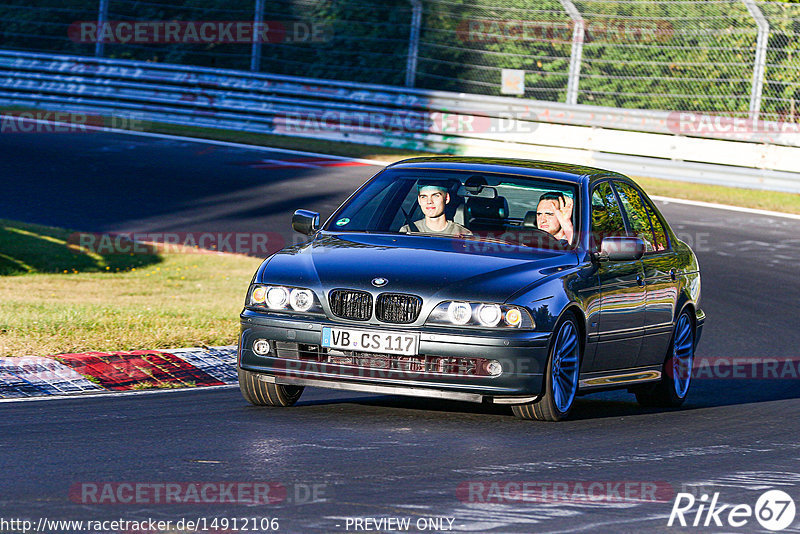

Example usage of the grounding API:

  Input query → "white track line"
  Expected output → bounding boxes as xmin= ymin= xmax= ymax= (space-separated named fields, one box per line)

xmin=4 ymin=115 xmax=798 ymax=221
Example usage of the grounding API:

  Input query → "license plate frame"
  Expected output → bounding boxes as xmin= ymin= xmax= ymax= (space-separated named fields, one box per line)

xmin=321 ymin=327 xmax=419 ymax=356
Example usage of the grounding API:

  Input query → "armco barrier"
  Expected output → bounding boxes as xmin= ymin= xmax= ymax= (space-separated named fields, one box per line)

xmin=0 ymin=50 xmax=798 ymax=192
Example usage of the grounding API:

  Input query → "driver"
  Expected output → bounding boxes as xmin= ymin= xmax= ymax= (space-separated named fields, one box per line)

xmin=400 ymin=183 xmax=472 ymax=236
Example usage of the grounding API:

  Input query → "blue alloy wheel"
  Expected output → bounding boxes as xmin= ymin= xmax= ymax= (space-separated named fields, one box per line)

xmin=551 ymin=320 xmax=580 ymax=413
xmin=635 ymin=310 xmax=695 ymax=408
xmin=512 ymin=314 xmax=582 ymax=421
xmin=672 ymin=313 xmax=694 ymax=398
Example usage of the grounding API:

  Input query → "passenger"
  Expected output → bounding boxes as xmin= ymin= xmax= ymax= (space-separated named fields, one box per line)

xmin=400 ymin=183 xmax=472 ymax=236
xmin=536 ymin=192 xmax=574 ymax=243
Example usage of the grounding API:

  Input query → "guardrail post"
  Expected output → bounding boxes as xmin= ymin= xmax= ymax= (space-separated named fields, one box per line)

xmin=558 ymin=0 xmax=585 ymax=106
xmin=251 ymin=0 xmax=265 ymax=72
xmin=405 ymin=0 xmax=423 ymax=88
xmin=95 ymin=0 xmax=109 ymax=57
xmin=743 ymin=0 xmax=769 ymax=122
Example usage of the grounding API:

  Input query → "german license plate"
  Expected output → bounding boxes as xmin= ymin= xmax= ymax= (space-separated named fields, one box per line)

xmin=321 ymin=327 xmax=419 ymax=356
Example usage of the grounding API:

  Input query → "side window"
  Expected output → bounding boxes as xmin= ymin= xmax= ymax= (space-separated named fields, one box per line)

xmin=590 ymin=181 xmax=626 ymax=250
xmin=614 ymin=182 xmax=667 ymax=253
xmin=643 ymin=198 xmax=669 ymax=252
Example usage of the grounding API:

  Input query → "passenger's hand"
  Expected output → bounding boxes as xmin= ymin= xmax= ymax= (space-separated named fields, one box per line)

xmin=555 ymin=196 xmax=574 ymax=243
xmin=557 ymin=195 xmax=573 ymax=222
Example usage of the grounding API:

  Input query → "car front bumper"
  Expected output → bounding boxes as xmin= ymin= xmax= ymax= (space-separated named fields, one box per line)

xmin=238 ymin=309 xmax=551 ymax=404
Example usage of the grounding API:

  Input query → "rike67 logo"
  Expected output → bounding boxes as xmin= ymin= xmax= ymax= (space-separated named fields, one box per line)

xmin=668 ymin=490 xmax=796 ymax=531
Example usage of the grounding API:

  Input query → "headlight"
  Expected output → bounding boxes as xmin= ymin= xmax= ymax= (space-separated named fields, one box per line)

xmin=266 ymin=286 xmax=289 ymax=310
xmin=427 ymin=302 xmax=533 ymax=329
xmin=289 ymin=288 xmax=314 ymax=311
xmin=447 ymin=302 xmax=472 ymax=325
xmin=248 ymin=284 xmax=322 ymax=314
xmin=477 ymin=304 xmax=502 ymax=327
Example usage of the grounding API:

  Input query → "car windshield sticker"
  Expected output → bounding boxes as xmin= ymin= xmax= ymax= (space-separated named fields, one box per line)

xmin=335 ymin=218 xmax=350 ymax=226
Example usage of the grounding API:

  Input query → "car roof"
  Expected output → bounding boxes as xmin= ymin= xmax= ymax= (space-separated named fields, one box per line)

xmin=386 ymin=156 xmax=628 ymax=185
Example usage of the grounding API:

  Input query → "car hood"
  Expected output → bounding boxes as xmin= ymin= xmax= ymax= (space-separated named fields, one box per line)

xmin=257 ymin=233 xmax=576 ymax=303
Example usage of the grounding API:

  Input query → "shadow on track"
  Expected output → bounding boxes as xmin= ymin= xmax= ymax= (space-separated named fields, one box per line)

xmin=271 ymin=371 xmax=799 ymax=422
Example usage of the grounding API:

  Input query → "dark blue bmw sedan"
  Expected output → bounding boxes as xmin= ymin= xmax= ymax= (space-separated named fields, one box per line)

xmin=237 ymin=157 xmax=704 ymax=421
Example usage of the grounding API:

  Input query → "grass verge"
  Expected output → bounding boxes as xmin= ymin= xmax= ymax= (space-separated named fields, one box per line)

xmin=0 ymin=219 xmax=261 ymax=357
xmin=631 ymin=176 xmax=800 ymax=215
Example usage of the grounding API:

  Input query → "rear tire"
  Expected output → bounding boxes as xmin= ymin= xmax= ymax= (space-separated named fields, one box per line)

xmin=238 ymin=367 xmax=304 ymax=407
xmin=635 ymin=310 xmax=694 ymax=408
xmin=512 ymin=313 xmax=582 ymax=421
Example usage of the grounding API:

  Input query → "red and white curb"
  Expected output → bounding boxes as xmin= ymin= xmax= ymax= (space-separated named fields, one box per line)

xmin=0 ymin=346 xmax=237 ymax=398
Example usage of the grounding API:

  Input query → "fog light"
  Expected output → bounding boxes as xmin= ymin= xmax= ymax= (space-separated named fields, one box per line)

xmin=486 ymin=360 xmax=502 ymax=376
xmin=253 ymin=339 xmax=271 ymax=356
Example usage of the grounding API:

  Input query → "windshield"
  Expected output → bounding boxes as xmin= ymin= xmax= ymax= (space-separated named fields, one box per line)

xmin=324 ymin=168 xmax=580 ymax=249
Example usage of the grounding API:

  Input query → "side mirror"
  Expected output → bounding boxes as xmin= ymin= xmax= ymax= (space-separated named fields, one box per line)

xmin=599 ymin=236 xmax=645 ymax=261
xmin=292 ymin=209 xmax=320 ymax=236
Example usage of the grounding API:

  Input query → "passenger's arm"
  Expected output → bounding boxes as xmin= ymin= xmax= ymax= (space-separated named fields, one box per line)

xmin=556 ymin=196 xmax=574 ymax=243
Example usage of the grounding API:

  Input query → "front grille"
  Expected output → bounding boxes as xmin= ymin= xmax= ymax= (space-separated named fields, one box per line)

xmin=376 ymin=293 xmax=422 ymax=324
xmin=328 ymin=289 xmax=373 ymax=321
xmin=274 ymin=342 xmax=489 ymax=377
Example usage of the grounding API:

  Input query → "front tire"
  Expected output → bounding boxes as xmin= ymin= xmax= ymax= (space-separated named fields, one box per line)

xmin=238 ymin=367 xmax=304 ymax=407
xmin=635 ymin=310 xmax=694 ymax=408
xmin=512 ymin=314 xmax=582 ymax=421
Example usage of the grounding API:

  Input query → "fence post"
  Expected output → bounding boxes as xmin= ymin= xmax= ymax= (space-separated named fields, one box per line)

xmin=95 ymin=0 xmax=109 ymax=58
xmin=405 ymin=0 xmax=423 ymax=88
xmin=743 ymin=0 xmax=769 ymax=121
xmin=558 ymin=0 xmax=584 ymax=105
xmin=251 ymin=0 xmax=265 ymax=72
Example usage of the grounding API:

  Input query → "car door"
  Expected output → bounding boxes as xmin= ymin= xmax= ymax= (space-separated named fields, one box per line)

xmin=588 ymin=181 xmax=646 ymax=372
xmin=613 ymin=181 xmax=678 ymax=367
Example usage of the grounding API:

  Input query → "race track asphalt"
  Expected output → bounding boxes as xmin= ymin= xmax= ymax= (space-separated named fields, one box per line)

xmin=1 ymin=130 xmax=798 ymax=533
